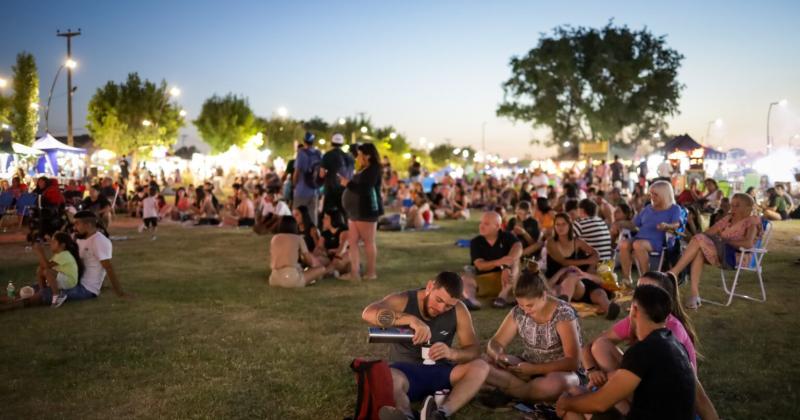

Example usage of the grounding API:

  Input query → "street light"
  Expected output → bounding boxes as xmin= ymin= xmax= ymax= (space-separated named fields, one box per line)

xmin=767 ymin=99 xmax=788 ymax=154
xmin=389 ymin=132 xmax=397 ymax=140
xmin=276 ymin=106 xmax=288 ymax=118
xmin=0 ymin=78 xmax=7 ymax=88
xmin=360 ymin=126 xmax=368 ymax=134
xmin=705 ymin=118 xmax=723 ymax=145
xmin=179 ymin=109 xmax=187 ymax=117
xmin=142 ymin=119 xmax=152 ymax=127
xmin=45 ymin=58 xmax=80 ymax=133
xmin=338 ymin=117 xmax=346 ymax=125
xmin=169 ymin=86 xmax=181 ymax=97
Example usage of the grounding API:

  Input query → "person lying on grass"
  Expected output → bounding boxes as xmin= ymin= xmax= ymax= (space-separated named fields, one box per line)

xmin=481 ymin=270 xmax=584 ymax=410
xmin=545 ymin=213 xmax=620 ymax=320
xmin=555 ymin=285 xmax=719 ymax=420
xmin=462 ymin=211 xmax=522 ymax=309
xmin=362 ymin=271 xmax=489 ymax=420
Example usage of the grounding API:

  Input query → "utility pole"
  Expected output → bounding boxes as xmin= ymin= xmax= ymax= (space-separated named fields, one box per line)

xmin=57 ymin=28 xmax=81 ymax=146
xmin=481 ymin=121 xmax=487 ymax=158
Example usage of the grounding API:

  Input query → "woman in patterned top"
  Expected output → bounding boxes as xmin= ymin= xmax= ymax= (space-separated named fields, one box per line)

xmin=484 ymin=270 xmax=584 ymax=403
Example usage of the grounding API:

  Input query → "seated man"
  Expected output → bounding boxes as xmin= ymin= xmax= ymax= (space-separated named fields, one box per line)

xmin=254 ymin=187 xmax=291 ymax=235
xmin=505 ymin=200 xmax=543 ymax=259
xmin=361 ymin=272 xmax=489 ymax=420
xmin=82 ymin=184 xmax=113 ymax=229
xmin=463 ymin=212 xmax=522 ymax=309
xmin=573 ymin=199 xmax=613 ymax=262
xmin=556 ymin=285 xmax=718 ymax=420
xmin=6 ymin=211 xmax=131 ymax=309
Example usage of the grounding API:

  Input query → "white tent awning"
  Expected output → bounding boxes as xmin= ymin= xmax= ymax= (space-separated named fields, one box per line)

xmin=12 ymin=142 xmax=44 ymax=155
xmin=33 ymin=133 xmax=86 ymax=152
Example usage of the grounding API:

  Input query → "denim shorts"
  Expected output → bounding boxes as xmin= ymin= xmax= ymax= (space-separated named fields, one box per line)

xmin=390 ymin=362 xmax=454 ymax=402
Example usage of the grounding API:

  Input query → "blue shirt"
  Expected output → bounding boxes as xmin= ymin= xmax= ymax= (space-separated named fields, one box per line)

xmin=294 ymin=147 xmax=321 ymax=199
xmin=633 ymin=204 xmax=682 ymax=252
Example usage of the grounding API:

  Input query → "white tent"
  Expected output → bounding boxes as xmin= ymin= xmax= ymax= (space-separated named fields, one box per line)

xmin=12 ymin=142 xmax=43 ymax=155
xmin=33 ymin=133 xmax=86 ymax=153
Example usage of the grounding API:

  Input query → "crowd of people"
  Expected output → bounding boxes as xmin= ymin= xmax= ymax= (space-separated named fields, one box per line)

xmin=1 ymin=139 xmax=798 ymax=418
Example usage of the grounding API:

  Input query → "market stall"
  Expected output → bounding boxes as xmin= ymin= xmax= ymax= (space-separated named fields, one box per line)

xmin=32 ymin=133 xmax=87 ymax=178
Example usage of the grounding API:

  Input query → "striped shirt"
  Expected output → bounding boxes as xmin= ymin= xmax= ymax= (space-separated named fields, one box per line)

xmin=573 ymin=216 xmax=612 ymax=261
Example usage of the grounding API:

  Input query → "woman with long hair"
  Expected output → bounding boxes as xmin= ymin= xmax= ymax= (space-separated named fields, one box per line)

xmin=339 ymin=143 xmax=383 ymax=281
xmin=292 ymin=205 xmax=320 ymax=254
xmin=668 ymin=193 xmax=762 ymax=308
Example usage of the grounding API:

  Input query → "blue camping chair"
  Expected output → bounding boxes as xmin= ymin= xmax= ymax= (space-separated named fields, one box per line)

xmin=634 ymin=206 xmax=688 ymax=278
xmin=0 ymin=192 xmax=15 ymax=229
xmin=15 ymin=193 xmax=38 ymax=227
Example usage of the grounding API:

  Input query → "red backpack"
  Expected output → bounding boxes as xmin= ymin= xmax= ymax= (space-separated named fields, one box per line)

xmin=348 ymin=358 xmax=396 ymax=420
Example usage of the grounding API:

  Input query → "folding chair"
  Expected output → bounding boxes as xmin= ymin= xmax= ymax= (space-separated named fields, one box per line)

xmin=703 ymin=219 xmax=771 ymax=306
xmin=108 ymin=187 xmax=121 ymax=226
xmin=15 ymin=193 xmax=38 ymax=228
xmin=0 ymin=192 xmax=15 ymax=230
xmin=634 ymin=206 xmax=688 ymax=279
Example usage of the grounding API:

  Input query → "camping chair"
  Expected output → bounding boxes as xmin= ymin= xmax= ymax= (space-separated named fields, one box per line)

xmin=702 ymin=218 xmax=771 ymax=306
xmin=108 ymin=187 xmax=121 ymax=226
xmin=633 ymin=207 xmax=688 ymax=280
xmin=0 ymin=192 xmax=15 ymax=230
xmin=15 ymin=193 xmax=38 ymax=228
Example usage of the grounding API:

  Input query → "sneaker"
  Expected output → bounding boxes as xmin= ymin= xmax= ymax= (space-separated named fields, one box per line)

xmin=420 ymin=395 xmax=446 ymax=420
xmin=137 ymin=224 xmax=145 ymax=233
xmin=52 ymin=293 xmax=68 ymax=308
xmin=378 ymin=406 xmax=413 ymax=420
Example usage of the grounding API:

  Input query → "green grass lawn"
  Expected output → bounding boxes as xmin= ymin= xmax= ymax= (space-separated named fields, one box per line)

xmin=1 ymin=217 xmax=798 ymax=419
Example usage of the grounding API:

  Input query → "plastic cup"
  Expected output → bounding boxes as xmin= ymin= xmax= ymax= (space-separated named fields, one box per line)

xmin=421 ymin=346 xmax=435 ymax=365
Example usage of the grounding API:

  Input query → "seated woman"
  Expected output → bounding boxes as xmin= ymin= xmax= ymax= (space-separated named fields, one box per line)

xmin=193 ymin=187 xmax=220 ymax=225
xmin=581 ymin=271 xmax=699 ymax=414
xmin=700 ymin=178 xmax=723 ymax=212
xmin=609 ymin=203 xmax=636 ymax=248
xmin=171 ymin=187 xmax=193 ymax=222
xmin=316 ymin=209 xmax=351 ymax=276
xmin=534 ymin=197 xmax=555 ymax=238
xmin=293 ymin=205 xmax=321 ymax=256
xmin=618 ymin=180 xmax=682 ymax=285
xmin=483 ymin=270 xmax=584 ymax=405
xmin=545 ymin=213 xmax=620 ymax=320
xmin=269 ymin=216 xmax=326 ymax=288
xmin=761 ymin=186 xmax=788 ymax=221
xmin=668 ymin=192 xmax=762 ymax=309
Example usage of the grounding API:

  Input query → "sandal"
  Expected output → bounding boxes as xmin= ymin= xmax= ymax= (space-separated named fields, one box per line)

xmin=492 ymin=298 xmax=509 ymax=309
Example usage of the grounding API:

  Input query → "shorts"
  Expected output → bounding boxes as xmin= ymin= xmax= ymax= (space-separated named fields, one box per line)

xmin=402 ymin=198 xmax=413 ymax=209
xmin=35 ymin=283 xmax=96 ymax=304
xmin=56 ymin=272 xmax=78 ymax=290
xmin=269 ymin=266 xmax=305 ymax=288
xmin=577 ymin=279 xmax=615 ymax=304
xmin=238 ymin=217 xmax=255 ymax=227
xmin=390 ymin=362 xmax=454 ymax=402
xmin=144 ymin=217 xmax=158 ymax=228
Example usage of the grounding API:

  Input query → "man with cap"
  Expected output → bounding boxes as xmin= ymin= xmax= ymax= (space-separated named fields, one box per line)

xmin=320 ymin=133 xmax=355 ymax=217
xmin=293 ymin=131 xmax=323 ymax=226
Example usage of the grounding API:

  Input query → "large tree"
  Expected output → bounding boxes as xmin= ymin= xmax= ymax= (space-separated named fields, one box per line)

xmin=10 ymin=52 xmax=39 ymax=145
xmin=257 ymin=116 xmax=305 ymax=159
xmin=497 ymin=22 xmax=684 ymax=156
xmin=193 ymin=94 xmax=258 ymax=153
xmin=87 ymin=73 xmax=184 ymax=155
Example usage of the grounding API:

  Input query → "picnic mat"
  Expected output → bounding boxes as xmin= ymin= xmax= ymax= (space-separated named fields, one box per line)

xmin=570 ymin=288 xmax=633 ymax=318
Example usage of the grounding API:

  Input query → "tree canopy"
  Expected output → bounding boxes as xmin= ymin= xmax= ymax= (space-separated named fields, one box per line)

xmin=193 ymin=94 xmax=258 ymax=154
xmin=497 ymin=22 xmax=684 ymax=156
xmin=87 ymin=72 xmax=184 ymax=155
xmin=10 ymin=52 xmax=39 ymax=145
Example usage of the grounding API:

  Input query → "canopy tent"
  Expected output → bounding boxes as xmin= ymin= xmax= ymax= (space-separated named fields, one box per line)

xmin=662 ymin=134 xmax=726 ymax=160
xmin=33 ymin=133 xmax=86 ymax=175
xmin=0 ymin=137 xmax=44 ymax=173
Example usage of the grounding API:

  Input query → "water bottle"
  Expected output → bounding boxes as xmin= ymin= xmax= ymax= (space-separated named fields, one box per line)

xmin=6 ymin=281 xmax=15 ymax=299
xmin=399 ymin=213 xmax=407 ymax=231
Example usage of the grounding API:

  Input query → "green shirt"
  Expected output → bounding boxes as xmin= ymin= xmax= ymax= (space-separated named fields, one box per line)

xmin=51 ymin=251 xmax=79 ymax=289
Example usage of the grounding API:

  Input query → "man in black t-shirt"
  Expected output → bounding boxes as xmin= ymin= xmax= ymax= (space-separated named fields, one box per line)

xmin=81 ymin=184 xmax=112 ymax=229
xmin=556 ymin=285 xmax=719 ymax=420
xmin=320 ymin=134 xmax=352 ymax=216
xmin=464 ymin=211 xmax=522 ymax=309
xmin=610 ymin=155 xmax=624 ymax=184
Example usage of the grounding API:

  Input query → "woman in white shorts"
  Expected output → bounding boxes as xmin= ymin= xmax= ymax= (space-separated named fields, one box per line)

xmin=269 ymin=216 xmax=326 ymax=288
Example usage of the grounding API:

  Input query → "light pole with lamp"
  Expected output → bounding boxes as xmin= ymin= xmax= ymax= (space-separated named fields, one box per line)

xmin=44 ymin=58 xmax=77 ymax=134
xmin=704 ymin=118 xmax=722 ymax=146
xmin=767 ymin=99 xmax=787 ymax=154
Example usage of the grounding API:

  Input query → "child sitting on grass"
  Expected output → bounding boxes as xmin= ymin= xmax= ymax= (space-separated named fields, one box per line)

xmin=32 ymin=232 xmax=84 ymax=308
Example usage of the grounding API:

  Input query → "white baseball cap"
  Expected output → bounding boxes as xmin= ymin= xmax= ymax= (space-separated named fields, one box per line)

xmin=331 ymin=133 xmax=345 ymax=145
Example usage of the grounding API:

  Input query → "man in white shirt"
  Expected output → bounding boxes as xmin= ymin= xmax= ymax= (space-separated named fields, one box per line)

xmin=531 ymin=167 xmax=550 ymax=198
xmin=10 ymin=211 xmax=131 ymax=309
xmin=254 ymin=187 xmax=292 ymax=235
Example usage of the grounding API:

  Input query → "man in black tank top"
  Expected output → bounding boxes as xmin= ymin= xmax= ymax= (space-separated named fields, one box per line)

xmin=362 ymin=272 xmax=489 ymax=420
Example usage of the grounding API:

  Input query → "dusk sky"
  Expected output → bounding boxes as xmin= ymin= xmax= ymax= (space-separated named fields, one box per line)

xmin=2 ymin=0 xmax=799 ymax=157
